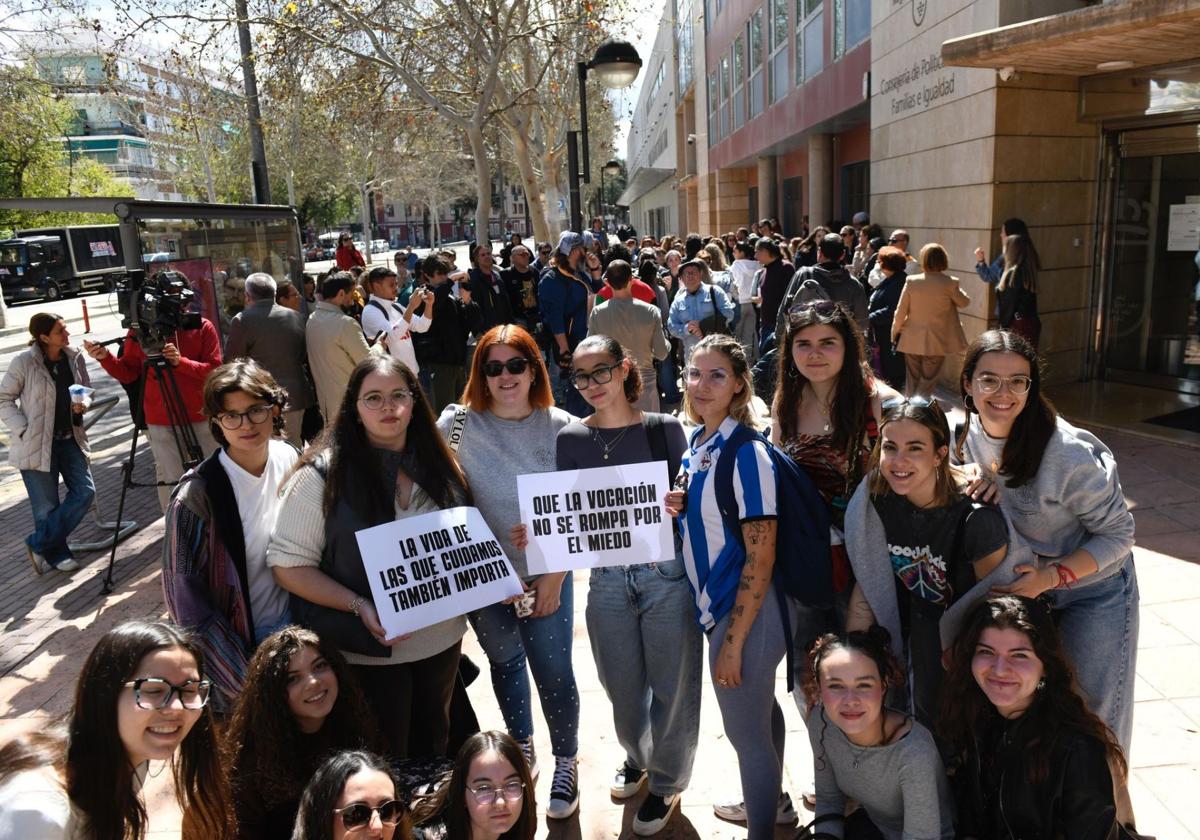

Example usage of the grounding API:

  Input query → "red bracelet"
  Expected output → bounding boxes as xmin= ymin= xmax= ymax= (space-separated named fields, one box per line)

xmin=1051 ymin=562 xmax=1077 ymax=589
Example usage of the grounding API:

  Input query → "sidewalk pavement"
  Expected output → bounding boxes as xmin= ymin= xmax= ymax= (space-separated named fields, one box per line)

xmin=0 ymin=406 xmax=1197 ymax=837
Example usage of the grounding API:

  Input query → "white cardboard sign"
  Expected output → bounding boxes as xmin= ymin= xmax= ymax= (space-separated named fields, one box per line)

xmin=518 ymin=461 xmax=674 ymax=574
xmin=355 ymin=506 xmax=523 ymax=638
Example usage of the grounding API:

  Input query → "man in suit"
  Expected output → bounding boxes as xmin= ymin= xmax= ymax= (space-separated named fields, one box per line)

xmin=224 ymin=272 xmax=316 ymax=444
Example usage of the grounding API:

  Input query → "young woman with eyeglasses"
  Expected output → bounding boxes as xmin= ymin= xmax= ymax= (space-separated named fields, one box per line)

xmin=0 ymin=620 xmax=232 ymax=840
xmin=545 ymin=335 xmax=701 ymax=835
xmin=955 ymin=330 xmax=1138 ymax=754
xmin=844 ymin=397 xmax=1017 ymax=730
xmin=801 ymin=627 xmax=955 ymax=840
xmin=268 ymin=355 xmax=471 ymax=760
xmin=664 ymin=334 xmax=790 ymax=838
xmin=411 ymin=731 xmax=535 ymax=840
xmin=225 ymin=627 xmax=385 ymax=840
xmin=434 ymin=325 xmax=580 ymax=819
xmin=292 ymin=750 xmax=411 ymax=840
xmin=162 ymin=359 xmax=298 ymax=713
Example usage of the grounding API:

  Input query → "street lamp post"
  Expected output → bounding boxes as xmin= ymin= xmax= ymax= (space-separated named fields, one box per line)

xmin=569 ymin=41 xmax=642 ymax=233
xmin=598 ymin=158 xmax=621 ymax=227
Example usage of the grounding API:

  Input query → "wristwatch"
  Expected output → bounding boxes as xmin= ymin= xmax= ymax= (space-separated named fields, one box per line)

xmin=348 ymin=596 xmax=366 ymax=616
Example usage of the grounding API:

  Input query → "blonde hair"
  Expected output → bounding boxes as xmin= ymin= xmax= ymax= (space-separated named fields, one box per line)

xmin=683 ymin=334 xmax=762 ymax=430
xmin=701 ymin=242 xmax=728 ymax=270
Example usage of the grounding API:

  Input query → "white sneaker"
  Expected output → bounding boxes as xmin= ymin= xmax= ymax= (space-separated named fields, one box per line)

xmin=611 ymin=761 xmax=648 ymax=799
xmin=546 ymin=756 xmax=579 ymax=819
xmin=54 ymin=557 xmax=80 ymax=572
xmin=25 ymin=544 xmax=49 ymax=576
xmin=712 ymin=792 xmax=797 ymax=825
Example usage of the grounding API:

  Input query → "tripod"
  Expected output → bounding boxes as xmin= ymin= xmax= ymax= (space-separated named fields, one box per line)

xmin=102 ymin=353 xmax=204 ymax=594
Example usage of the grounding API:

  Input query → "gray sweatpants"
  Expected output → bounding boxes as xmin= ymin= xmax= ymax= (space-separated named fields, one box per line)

xmin=708 ymin=586 xmax=791 ymax=840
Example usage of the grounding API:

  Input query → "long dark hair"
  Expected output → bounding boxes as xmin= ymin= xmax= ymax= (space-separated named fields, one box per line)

xmin=0 ymin=621 xmax=232 ymax=840
xmin=956 ymin=330 xmax=1056 ymax=488
xmin=412 ymin=731 xmax=536 ymax=840
xmin=292 ymin=750 xmax=410 ymax=840
xmin=939 ymin=595 xmax=1127 ymax=786
xmin=773 ymin=302 xmax=873 ymax=455
xmin=224 ymin=627 xmax=384 ymax=811
xmin=294 ymin=355 xmax=471 ymax=522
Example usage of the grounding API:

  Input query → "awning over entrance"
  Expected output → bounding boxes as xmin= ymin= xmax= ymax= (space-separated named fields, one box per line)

xmin=941 ymin=0 xmax=1200 ymax=76
xmin=617 ymin=167 xmax=674 ymax=207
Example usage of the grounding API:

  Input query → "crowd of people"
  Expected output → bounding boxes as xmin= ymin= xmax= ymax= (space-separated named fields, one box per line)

xmin=0 ymin=212 xmax=1144 ymax=840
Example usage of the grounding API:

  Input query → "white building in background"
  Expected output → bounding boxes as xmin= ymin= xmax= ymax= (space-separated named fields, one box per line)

xmin=619 ymin=0 xmax=681 ymax=239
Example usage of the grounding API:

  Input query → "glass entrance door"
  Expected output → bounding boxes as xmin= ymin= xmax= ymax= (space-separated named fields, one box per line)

xmin=1104 ymin=124 xmax=1200 ymax=392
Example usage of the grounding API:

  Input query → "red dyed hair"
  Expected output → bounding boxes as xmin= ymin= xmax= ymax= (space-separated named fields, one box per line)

xmin=462 ymin=324 xmax=555 ymax=411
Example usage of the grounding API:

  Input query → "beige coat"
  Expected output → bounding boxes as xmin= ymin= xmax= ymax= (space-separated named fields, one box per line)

xmin=0 ymin=344 xmax=91 ymax=471
xmin=305 ymin=301 xmax=373 ymax=421
xmin=892 ymin=271 xmax=970 ymax=355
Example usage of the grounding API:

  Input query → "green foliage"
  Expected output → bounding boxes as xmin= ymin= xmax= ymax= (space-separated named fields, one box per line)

xmin=0 ymin=66 xmax=133 ymax=231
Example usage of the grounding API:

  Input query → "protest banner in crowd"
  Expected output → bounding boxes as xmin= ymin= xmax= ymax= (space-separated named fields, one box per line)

xmin=356 ymin=507 xmax=524 ymax=638
xmin=518 ymin=461 xmax=673 ymax=574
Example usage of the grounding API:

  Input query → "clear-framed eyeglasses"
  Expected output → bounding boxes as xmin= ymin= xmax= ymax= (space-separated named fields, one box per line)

xmin=467 ymin=780 xmax=526 ymax=806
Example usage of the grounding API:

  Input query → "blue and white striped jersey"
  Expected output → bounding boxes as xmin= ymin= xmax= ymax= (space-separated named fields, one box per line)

xmin=678 ymin=416 xmax=778 ymax=630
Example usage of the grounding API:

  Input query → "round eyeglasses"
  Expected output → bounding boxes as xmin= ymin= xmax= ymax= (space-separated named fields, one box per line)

xmin=216 ymin=404 xmax=273 ymax=430
xmin=358 ymin=389 xmax=414 ymax=410
xmin=124 ymin=677 xmax=212 ymax=710
xmin=467 ymin=780 xmax=526 ymax=806
xmin=973 ymin=373 xmax=1032 ymax=396
xmin=333 ymin=800 xmax=406 ymax=830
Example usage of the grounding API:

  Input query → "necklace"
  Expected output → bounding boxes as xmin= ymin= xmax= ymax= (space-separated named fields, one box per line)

xmin=591 ymin=423 xmax=634 ymax=460
xmin=848 ymin=714 xmax=889 ymax=769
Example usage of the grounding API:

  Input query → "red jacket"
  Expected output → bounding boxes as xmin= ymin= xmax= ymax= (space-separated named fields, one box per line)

xmin=598 ymin=277 xmax=658 ymax=305
xmin=335 ymin=244 xmax=365 ymax=270
xmin=99 ymin=320 xmax=222 ymax=425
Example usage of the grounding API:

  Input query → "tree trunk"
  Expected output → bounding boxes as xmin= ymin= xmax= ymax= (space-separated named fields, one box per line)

xmin=542 ymin=146 xmax=565 ymax=233
xmin=465 ymin=123 xmax=490 ymax=243
xmin=359 ymin=184 xmax=373 ymax=262
xmin=511 ymin=130 xmax=551 ymax=244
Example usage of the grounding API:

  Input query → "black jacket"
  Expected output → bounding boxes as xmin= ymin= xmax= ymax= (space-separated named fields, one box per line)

xmin=956 ymin=711 xmax=1119 ymax=840
xmin=868 ymin=269 xmax=906 ymax=349
xmin=467 ymin=267 xmax=514 ymax=330
xmin=414 ymin=282 xmax=483 ymax=366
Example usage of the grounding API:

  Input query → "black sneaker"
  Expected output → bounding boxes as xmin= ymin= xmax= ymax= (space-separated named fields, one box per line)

xmin=632 ymin=793 xmax=679 ymax=836
xmin=546 ymin=756 xmax=579 ymax=819
xmin=611 ymin=760 xmax=647 ymax=799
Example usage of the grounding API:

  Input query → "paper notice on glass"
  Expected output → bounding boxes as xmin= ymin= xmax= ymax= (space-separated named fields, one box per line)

xmin=518 ymin=461 xmax=674 ymax=574
xmin=1167 ymin=203 xmax=1200 ymax=251
xmin=355 ymin=506 xmax=523 ymax=638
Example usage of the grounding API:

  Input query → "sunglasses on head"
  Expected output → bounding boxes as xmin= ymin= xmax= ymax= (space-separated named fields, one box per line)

xmin=333 ymin=800 xmax=406 ymax=830
xmin=882 ymin=395 xmax=935 ymax=410
xmin=483 ymin=357 xmax=531 ymax=377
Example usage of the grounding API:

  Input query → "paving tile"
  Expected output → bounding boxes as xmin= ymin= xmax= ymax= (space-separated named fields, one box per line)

xmin=1137 ymin=608 xmax=1196 ymax=649
xmin=1131 ymin=508 xmax=1190 ymax=537
xmin=1137 ymin=647 xmax=1200 ymax=700
xmin=1129 ymin=699 xmax=1200 ymax=769
xmin=1128 ymin=769 xmax=1199 ymax=840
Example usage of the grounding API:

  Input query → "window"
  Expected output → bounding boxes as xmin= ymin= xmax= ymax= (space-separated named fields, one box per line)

xmin=731 ymin=35 xmax=746 ymax=131
xmin=719 ymin=54 xmax=731 ymax=139
xmin=796 ymin=0 xmax=823 ymax=84
xmin=675 ymin=0 xmax=694 ymax=93
xmin=747 ymin=10 xmax=765 ymax=119
xmin=841 ymin=160 xmax=869 ymax=220
xmin=707 ymin=70 xmax=719 ymax=146
xmin=648 ymin=60 xmax=664 ymax=104
xmin=833 ymin=0 xmax=868 ymax=60
xmin=768 ymin=0 xmax=789 ymax=104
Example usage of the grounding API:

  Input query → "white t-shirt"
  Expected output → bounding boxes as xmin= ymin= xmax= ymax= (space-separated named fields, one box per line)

xmin=730 ymin=259 xmax=760 ymax=303
xmin=220 ymin=439 xmax=300 ymax=641
xmin=0 ymin=766 xmax=75 ymax=839
xmin=360 ymin=293 xmax=430 ymax=375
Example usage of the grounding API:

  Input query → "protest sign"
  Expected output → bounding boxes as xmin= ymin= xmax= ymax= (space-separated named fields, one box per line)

xmin=518 ymin=461 xmax=673 ymax=574
xmin=356 ymin=506 xmax=524 ymax=638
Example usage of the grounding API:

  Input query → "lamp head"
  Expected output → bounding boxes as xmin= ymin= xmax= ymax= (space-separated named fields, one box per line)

xmin=603 ymin=159 xmax=622 ymax=176
xmin=589 ymin=40 xmax=642 ymax=88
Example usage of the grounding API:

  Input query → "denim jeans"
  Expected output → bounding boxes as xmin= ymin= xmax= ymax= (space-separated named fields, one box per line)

xmin=549 ymin=357 xmax=592 ymax=419
xmin=586 ymin=559 xmax=702 ymax=796
xmin=658 ymin=351 xmax=682 ymax=406
xmin=469 ymin=574 xmax=580 ymax=757
xmin=22 ymin=437 xmax=95 ymax=566
xmin=1044 ymin=554 xmax=1139 ymax=753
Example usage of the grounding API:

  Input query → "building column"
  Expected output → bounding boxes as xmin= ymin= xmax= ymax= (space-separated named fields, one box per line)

xmin=756 ymin=155 xmax=778 ymax=224
xmin=808 ymin=133 xmax=833 ymax=228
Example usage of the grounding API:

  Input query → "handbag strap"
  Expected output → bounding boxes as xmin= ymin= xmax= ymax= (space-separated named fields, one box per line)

xmin=448 ymin=407 xmax=468 ymax=454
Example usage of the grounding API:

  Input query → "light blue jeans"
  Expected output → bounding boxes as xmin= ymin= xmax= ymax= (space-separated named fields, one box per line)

xmin=586 ymin=559 xmax=703 ymax=796
xmin=469 ymin=574 xmax=580 ymax=757
xmin=1044 ymin=554 xmax=1139 ymax=754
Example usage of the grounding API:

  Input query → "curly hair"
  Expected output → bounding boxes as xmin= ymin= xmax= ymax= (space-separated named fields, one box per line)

xmin=938 ymin=595 xmax=1127 ymax=786
xmin=202 ymin=358 xmax=289 ymax=446
xmin=772 ymin=302 xmax=874 ymax=457
xmin=224 ymin=627 xmax=384 ymax=812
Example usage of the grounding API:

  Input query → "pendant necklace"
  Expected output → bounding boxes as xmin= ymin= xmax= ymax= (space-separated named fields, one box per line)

xmin=592 ymin=423 xmax=633 ymax=460
xmin=849 ymin=715 xmax=889 ymax=769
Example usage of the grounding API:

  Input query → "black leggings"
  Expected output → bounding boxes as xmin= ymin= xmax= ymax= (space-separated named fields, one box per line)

xmin=352 ymin=641 xmax=462 ymax=759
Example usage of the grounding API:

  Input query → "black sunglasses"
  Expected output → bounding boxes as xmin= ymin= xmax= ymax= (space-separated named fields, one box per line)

xmin=483 ymin=358 xmax=531 ymax=377
xmin=333 ymin=800 xmax=406 ymax=830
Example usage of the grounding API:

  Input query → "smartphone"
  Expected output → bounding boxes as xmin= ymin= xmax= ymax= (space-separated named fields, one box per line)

xmin=513 ymin=590 xmax=537 ymax=618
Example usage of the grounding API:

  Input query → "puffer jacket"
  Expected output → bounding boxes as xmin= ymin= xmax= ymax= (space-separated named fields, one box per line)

xmin=0 ymin=344 xmax=91 ymax=471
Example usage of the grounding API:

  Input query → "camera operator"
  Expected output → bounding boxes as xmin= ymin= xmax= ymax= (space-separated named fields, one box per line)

xmin=83 ymin=298 xmax=223 ymax=512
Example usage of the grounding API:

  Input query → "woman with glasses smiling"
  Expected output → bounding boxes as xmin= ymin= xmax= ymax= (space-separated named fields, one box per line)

xmin=412 ymin=731 xmax=535 ymax=840
xmin=0 ymin=620 xmax=232 ymax=839
xmin=163 ymin=359 xmax=298 ymax=713
xmin=293 ymin=750 xmax=411 ymax=840
xmin=435 ymin=325 xmax=579 ymax=819
xmin=955 ymin=330 xmax=1138 ymax=755
xmin=269 ymin=355 xmax=471 ymax=760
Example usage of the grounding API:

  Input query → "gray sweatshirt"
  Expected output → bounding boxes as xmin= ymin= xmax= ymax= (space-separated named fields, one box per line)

xmin=957 ymin=415 xmax=1135 ymax=588
xmin=808 ymin=706 xmax=955 ymax=840
xmin=844 ymin=478 xmax=1029 ymax=661
xmin=437 ymin=404 xmax=574 ymax=579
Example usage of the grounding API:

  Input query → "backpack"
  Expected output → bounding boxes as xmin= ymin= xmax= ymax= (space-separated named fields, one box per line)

xmin=712 ymin=424 xmax=833 ymax=689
